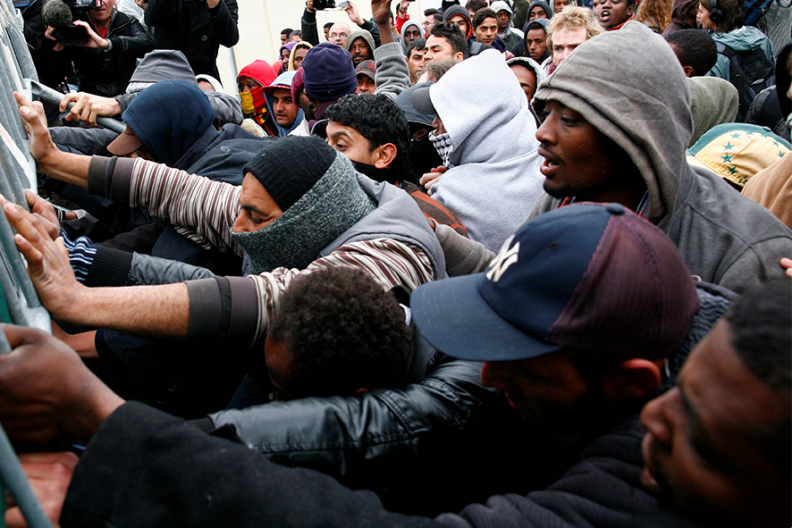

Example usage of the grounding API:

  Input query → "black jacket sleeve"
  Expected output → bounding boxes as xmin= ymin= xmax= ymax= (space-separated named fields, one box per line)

xmin=302 ymin=7 xmax=320 ymax=45
xmin=60 ymin=402 xmax=440 ymax=528
xmin=207 ymin=0 xmax=239 ymax=47
xmin=209 ymin=357 xmax=496 ymax=476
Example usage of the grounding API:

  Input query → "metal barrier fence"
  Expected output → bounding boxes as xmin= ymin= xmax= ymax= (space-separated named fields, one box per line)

xmin=0 ymin=0 xmax=58 ymax=525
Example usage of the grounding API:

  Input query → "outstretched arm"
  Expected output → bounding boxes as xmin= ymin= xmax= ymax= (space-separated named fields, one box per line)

xmin=1 ymin=198 xmax=190 ymax=338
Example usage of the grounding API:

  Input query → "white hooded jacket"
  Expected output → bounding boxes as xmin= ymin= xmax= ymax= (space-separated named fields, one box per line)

xmin=429 ymin=49 xmax=544 ymax=251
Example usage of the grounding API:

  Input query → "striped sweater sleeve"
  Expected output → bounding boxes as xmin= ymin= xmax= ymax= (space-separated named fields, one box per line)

xmin=118 ymin=158 xmax=244 ymax=255
xmin=187 ymin=238 xmax=435 ymax=345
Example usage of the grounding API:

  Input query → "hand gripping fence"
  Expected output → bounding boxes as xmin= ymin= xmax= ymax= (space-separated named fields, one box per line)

xmin=0 ymin=0 xmax=74 ymax=525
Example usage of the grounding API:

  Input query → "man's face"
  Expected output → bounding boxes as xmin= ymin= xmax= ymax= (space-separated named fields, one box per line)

xmin=449 ymin=14 xmax=470 ymax=36
xmin=525 ymin=28 xmax=547 ymax=60
xmin=90 ymin=0 xmax=115 ymax=23
xmin=326 ymin=121 xmax=381 ymax=167
xmin=510 ymin=64 xmax=537 ymax=101
xmin=292 ymin=47 xmax=308 ymax=69
xmin=529 ymin=5 xmax=549 ymax=20
xmin=271 ymin=88 xmax=299 ymax=128
xmin=475 ymin=17 xmax=499 ymax=45
xmin=406 ymin=48 xmax=427 ymax=84
xmin=328 ymin=23 xmax=350 ymax=46
xmin=640 ymin=320 xmax=791 ymax=526
xmin=423 ymin=16 xmax=436 ymax=35
xmin=425 ymin=35 xmax=462 ymax=63
xmin=404 ymin=25 xmax=421 ymax=46
xmin=554 ymin=0 xmax=571 ymax=13
xmin=280 ymin=33 xmax=289 ymax=45
xmin=356 ymin=74 xmax=376 ymax=94
xmin=349 ymin=37 xmax=371 ymax=65
xmin=551 ymin=25 xmax=588 ymax=67
xmin=696 ymin=3 xmax=717 ymax=31
xmin=496 ymin=10 xmax=510 ymax=31
xmin=535 ymin=100 xmax=619 ymax=201
xmin=237 ymin=76 xmax=259 ymax=93
xmin=232 ymin=173 xmax=284 ymax=233
xmin=594 ymin=0 xmax=634 ymax=29
xmin=281 ymin=48 xmax=291 ymax=62
xmin=480 ymin=349 xmax=594 ymax=426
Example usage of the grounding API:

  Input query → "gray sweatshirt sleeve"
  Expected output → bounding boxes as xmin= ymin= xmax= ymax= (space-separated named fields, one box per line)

xmin=205 ymin=90 xmax=243 ymax=126
xmin=374 ymin=42 xmax=411 ymax=101
xmin=434 ymin=223 xmax=495 ymax=276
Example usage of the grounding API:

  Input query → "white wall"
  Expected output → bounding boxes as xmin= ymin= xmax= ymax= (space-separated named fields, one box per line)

xmin=215 ymin=0 xmax=439 ymax=94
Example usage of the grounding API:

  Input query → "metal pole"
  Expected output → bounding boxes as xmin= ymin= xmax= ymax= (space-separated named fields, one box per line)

xmin=27 ymin=80 xmax=127 ymax=134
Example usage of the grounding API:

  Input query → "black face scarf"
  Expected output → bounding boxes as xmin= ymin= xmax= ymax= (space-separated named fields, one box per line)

xmin=351 ymin=161 xmax=401 ymax=185
xmin=409 ymin=135 xmax=444 ymax=177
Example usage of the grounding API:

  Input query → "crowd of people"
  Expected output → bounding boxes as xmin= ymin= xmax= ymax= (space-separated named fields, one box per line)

xmin=1 ymin=0 xmax=791 ymax=526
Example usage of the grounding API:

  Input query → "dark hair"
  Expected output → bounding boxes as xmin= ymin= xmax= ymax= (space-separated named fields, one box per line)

xmin=424 ymin=7 xmax=440 ymax=15
xmin=665 ymin=29 xmax=717 ymax=76
xmin=700 ymin=0 xmax=744 ymax=33
xmin=433 ymin=12 xmax=444 ymax=23
xmin=324 ymin=93 xmax=411 ymax=176
xmin=626 ymin=0 xmax=636 ymax=6
xmin=473 ymin=7 xmax=498 ymax=28
xmin=465 ymin=0 xmax=488 ymax=12
xmin=526 ymin=20 xmax=548 ymax=33
xmin=281 ymin=27 xmax=293 ymax=36
xmin=289 ymin=29 xmax=303 ymax=39
xmin=726 ymin=278 xmax=791 ymax=465
xmin=269 ymin=268 xmax=412 ymax=398
xmin=323 ymin=22 xmax=334 ymax=30
xmin=430 ymin=22 xmax=470 ymax=59
xmin=406 ymin=37 xmax=427 ymax=59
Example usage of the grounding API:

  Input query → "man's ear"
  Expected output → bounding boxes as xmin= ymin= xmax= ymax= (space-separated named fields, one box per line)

xmin=454 ymin=51 xmax=465 ymax=63
xmin=373 ymin=143 xmax=398 ymax=169
xmin=682 ymin=65 xmax=696 ymax=77
xmin=602 ymin=358 xmax=662 ymax=404
xmin=627 ymin=4 xmax=636 ymax=17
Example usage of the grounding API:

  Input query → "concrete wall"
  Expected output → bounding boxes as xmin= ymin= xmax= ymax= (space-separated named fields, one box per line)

xmin=215 ymin=0 xmax=443 ymax=94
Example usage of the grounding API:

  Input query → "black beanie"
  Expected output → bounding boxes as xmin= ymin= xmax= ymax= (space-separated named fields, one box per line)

xmin=243 ymin=136 xmax=338 ymax=211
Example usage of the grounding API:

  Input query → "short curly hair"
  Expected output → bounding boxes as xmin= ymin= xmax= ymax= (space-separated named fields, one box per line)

xmin=324 ymin=93 xmax=411 ymax=177
xmin=268 ymin=267 xmax=413 ymax=398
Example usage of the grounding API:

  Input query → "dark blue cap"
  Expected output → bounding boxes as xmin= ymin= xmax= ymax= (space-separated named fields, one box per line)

xmin=411 ymin=203 xmax=699 ymax=362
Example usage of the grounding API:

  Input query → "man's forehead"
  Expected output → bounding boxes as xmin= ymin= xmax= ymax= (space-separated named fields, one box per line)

xmin=426 ymin=35 xmax=450 ymax=49
xmin=553 ymin=26 xmax=588 ymax=44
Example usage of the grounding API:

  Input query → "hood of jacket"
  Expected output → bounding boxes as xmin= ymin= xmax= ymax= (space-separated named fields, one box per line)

xmin=127 ymin=50 xmax=197 ymax=87
xmin=428 ymin=49 xmax=545 ymax=250
xmin=345 ymin=29 xmax=376 ymax=58
xmin=520 ymin=17 xmax=549 ymax=61
xmin=288 ymin=41 xmax=313 ymax=71
xmin=122 ymin=80 xmax=215 ymax=168
xmin=238 ymin=59 xmax=278 ymax=88
xmin=534 ymin=21 xmax=691 ymax=226
xmin=400 ymin=20 xmax=423 ymax=53
xmin=491 ymin=0 xmax=523 ymax=37
xmin=688 ymin=76 xmax=739 ymax=147
xmin=527 ymin=0 xmax=553 ymax=20
xmin=713 ymin=24 xmax=773 ymax=52
xmin=663 ymin=0 xmax=698 ymax=34
xmin=263 ymin=71 xmax=306 ymax=137
xmin=320 ymin=173 xmax=447 ymax=280
xmin=442 ymin=5 xmax=473 ymax=39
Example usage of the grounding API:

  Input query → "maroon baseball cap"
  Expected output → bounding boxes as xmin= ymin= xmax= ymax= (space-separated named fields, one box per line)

xmin=412 ymin=203 xmax=700 ymax=362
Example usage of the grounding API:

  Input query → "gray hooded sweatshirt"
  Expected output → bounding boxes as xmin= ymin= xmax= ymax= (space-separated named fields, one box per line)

xmin=429 ymin=49 xmax=545 ymax=251
xmin=436 ymin=22 xmax=792 ymax=291
xmin=528 ymin=22 xmax=792 ymax=293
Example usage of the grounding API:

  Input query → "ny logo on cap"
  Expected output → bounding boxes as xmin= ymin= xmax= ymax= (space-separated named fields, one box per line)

xmin=486 ymin=236 xmax=519 ymax=283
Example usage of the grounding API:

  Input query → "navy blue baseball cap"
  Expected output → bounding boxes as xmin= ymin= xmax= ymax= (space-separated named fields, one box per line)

xmin=411 ymin=203 xmax=700 ymax=362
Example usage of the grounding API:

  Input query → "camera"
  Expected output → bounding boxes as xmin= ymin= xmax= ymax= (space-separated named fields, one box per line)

xmin=313 ymin=0 xmax=336 ymax=10
xmin=43 ymin=0 xmax=103 ymax=46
